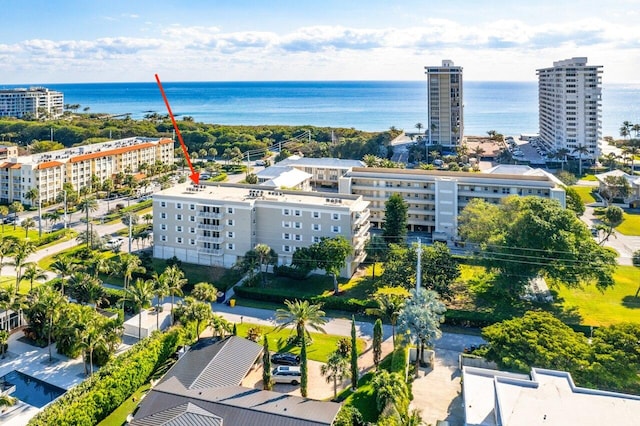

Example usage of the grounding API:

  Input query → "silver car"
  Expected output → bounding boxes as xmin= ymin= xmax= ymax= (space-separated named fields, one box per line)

xmin=271 ymin=366 xmax=301 ymax=385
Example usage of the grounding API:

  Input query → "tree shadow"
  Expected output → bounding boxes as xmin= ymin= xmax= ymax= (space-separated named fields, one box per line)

xmin=621 ymin=296 xmax=640 ymax=309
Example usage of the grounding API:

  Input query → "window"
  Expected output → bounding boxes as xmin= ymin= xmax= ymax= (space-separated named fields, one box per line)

xmin=176 ymin=237 xmax=183 ymax=244
xmin=294 ymin=209 xmax=301 ymax=216
xmin=160 ymin=201 xmax=166 ymax=208
xmin=189 ymin=204 xmax=195 ymax=210
xmin=176 ymin=203 xmax=183 ymax=209
xmin=313 ymin=224 xmax=321 ymax=231
xmin=160 ymin=235 xmax=167 ymax=242
xmin=313 ymin=211 xmax=320 ymax=218
xmin=283 ymin=208 xmax=290 ymax=216
xmin=160 ymin=212 xmax=167 ymax=219
xmin=282 ymin=221 xmax=291 ymax=228
xmin=227 ymin=231 xmax=234 ymax=238
xmin=189 ymin=227 xmax=195 ymax=233
xmin=294 ymin=222 xmax=302 ymax=229
xmin=227 ymin=243 xmax=234 ymax=250
xmin=175 ymin=214 xmax=183 ymax=221
xmin=332 ymin=225 xmax=341 ymax=233
xmin=332 ymin=213 xmax=340 ymax=220
xmin=189 ymin=215 xmax=195 ymax=222
xmin=189 ymin=238 xmax=196 ymax=245
xmin=283 ymin=233 xmax=291 ymax=240
xmin=283 ymin=245 xmax=291 ymax=253
xmin=227 ymin=207 xmax=234 ymax=214
xmin=227 ymin=219 xmax=234 ymax=226
xmin=176 ymin=226 xmax=183 ymax=232
xmin=313 ymin=236 xmax=321 ymax=243
xmin=295 ymin=234 xmax=302 ymax=241
xmin=160 ymin=224 xmax=167 ymax=231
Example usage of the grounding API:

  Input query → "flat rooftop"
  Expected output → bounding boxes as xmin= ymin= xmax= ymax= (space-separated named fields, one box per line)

xmin=155 ymin=182 xmax=367 ymax=208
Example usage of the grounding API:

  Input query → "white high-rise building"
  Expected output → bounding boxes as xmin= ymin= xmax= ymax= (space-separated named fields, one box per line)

xmin=537 ymin=57 xmax=602 ymax=161
xmin=0 ymin=87 xmax=64 ymax=119
xmin=425 ymin=60 xmax=463 ymax=147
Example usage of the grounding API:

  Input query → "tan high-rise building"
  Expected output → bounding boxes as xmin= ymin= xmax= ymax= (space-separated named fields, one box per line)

xmin=425 ymin=60 xmax=463 ymax=147
xmin=537 ymin=57 xmax=602 ymax=160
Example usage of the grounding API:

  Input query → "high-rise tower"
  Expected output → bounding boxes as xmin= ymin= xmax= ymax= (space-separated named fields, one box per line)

xmin=425 ymin=60 xmax=463 ymax=147
xmin=537 ymin=57 xmax=602 ymax=161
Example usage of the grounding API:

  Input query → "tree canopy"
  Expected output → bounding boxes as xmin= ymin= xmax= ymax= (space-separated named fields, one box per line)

xmin=382 ymin=193 xmax=408 ymax=246
xmin=458 ymin=196 xmax=617 ymax=292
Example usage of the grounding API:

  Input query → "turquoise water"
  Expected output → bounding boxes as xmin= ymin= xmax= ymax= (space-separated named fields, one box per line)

xmin=2 ymin=80 xmax=638 ymax=137
xmin=0 ymin=370 xmax=66 ymax=408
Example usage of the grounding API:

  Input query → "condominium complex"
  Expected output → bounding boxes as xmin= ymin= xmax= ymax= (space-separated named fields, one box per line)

xmin=0 ymin=137 xmax=174 ymax=205
xmin=537 ymin=57 xmax=602 ymax=160
xmin=425 ymin=60 xmax=463 ymax=147
xmin=0 ymin=87 xmax=64 ymax=119
xmin=152 ymin=183 xmax=370 ymax=277
xmin=338 ymin=165 xmax=565 ymax=242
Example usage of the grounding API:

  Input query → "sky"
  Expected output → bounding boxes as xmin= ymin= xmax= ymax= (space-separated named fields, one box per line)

xmin=1 ymin=0 xmax=639 ymax=84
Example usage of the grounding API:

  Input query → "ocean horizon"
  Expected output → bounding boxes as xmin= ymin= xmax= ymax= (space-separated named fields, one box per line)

xmin=3 ymin=80 xmax=638 ymax=138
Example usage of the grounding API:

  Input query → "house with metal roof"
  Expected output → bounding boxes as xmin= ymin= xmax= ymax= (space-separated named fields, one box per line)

xmin=130 ymin=336 xmax=341 ymax=426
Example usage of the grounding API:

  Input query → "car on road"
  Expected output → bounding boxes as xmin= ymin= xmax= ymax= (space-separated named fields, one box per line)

xmin=105 ymin=237 xmax=124 ymax=250
xmin=272 ymin=366 xmax=301 ymax=385
xmin=271 ymin=352 xmax=301 ymax=366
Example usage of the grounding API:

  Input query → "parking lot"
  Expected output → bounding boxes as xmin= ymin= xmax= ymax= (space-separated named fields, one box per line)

xmin=507 ymin=135 xmax=548 ymax=165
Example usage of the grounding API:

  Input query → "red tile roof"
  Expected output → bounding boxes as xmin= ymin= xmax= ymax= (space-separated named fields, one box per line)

xmin=36 ymin=161 xmax=64 ymax=170
xmin=69 ymin=143 xmax=156 ymax=163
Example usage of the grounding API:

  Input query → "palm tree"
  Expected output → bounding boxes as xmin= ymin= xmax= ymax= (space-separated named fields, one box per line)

xmin=621 ymin=120 xmax=633 ymax=139
xmin=50 ymin=255 xmax=80 ymax=296
xmin=79 ymin=324 xmax=106 ymax=376
xmin=371 ymin=370 xmax=409 ymax=414
xmin=275 ymin=299 xmax=327 ymax=342
xmin=142 ymin=213 xmax=153 ymax=225
xmin=79 ymin=196 xmax=98 ymax=249
xmin=21 ymin=262 xmax=47 ymax=292
xmin=8 ymin=202 xmax=23 ymax=231
xmin=114 ymin=254 xmax=145 ymax=317
xmin=124 ymin=278 xmax=154 ymax=340
xmin=86 ymin=252 xmax=111 ymax=279
xmin=181 ymin=297 xmax=212 ymax=341
xmin=604 ymin=152 xmax=618 ymax=171
xmin=68 ymin=272 xmax=106 ymax=309
xmin=0 ymin=393 xmax=16 ymax=411
xmin=163 ymin=265 xmax=186 ymax=325
xmin=415 ymin=122 xmax=423 ymax=135
xmin=0 ymin=330 xmax=8 ymax=359
xmin=254 ymin=243 xmax=275 ymax=286
xmin=151 ymin=272 xmax=169 ymax=331
xmin=573 ymin=145 xmax=590 ymax=177
xmin=10 ymin=240 xmax=36 ymax=292
xmin=623 ymin=144 xmax=639 ymax=174
xmin=0 ymin=236 xmax=17 ymax=277
xmin=0 ymin=284 xmax=17 ymax=332
xmin=21 ymin=217 xmax=35 ymax=238
xmin=365 ymin=287 xmax=409 ymax=347
xmin=555 ymin=148 xmax=570 ymax=171
xmin=473 ymin=146 xmax=486 ymax=161
xmin=191 ymin=282 xmax=218 ymax=303
xmin=209 ymin=314 xmax=231 ymax=338
xmin=0 ymin=205 xmax=8 ymax=232
xmin=32 ymin=285 xmax=64 ymax=362
xmin=632 ymin=123 xmax=640 ymax=138
xmin=321 ymin=350 xmax=350 ymax=400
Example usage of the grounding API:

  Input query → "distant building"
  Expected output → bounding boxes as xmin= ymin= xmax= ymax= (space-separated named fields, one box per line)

xmin=275 ymin=155 xmax=365 ymax=188
xmin=0 ymin=87 xmax=64 ymax=119
xmin=153 ymin=183 xmax=370 ymax=276
xmin=425 ymin=60 xmax=463 ymax=147
xmin=594 ymin=169 xmax=640 ymax=204
xmin=0 ymin=145 xmax=18 ymax=160
xmin=463 ymin=366 xmax=640 ymax=426
xmin=131 ymin=336 xmax=341 ymax=426
xmin=255 ymin=165 xmax=312 ymax=191
xmin=0 ymin=137 xmax=174 ymax=205
xmin=537 ymin=57 xmax=602 ymax=160
xmin=338 ymin=165 xmax=565 ymax=242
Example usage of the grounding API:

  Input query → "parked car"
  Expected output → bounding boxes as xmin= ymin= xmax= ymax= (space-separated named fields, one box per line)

xmin=271 ymin=352 xmax=301 ymax=366
xmin=272 ymin=366 xmax=301 ymax=385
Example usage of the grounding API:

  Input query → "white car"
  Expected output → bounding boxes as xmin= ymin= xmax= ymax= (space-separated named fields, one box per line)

xmin=271 ymin=366 xmax=301 ymax=385
xmin=105 ymin=238 xmax=124 ymax=250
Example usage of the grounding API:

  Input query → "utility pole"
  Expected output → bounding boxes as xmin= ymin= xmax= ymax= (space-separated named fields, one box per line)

xmin=38 ymin=198 xmax=42 ymax=238
xmin=128 ymin=213 xmax=133 ymax=254
xmin=63 ymin=190 xmax=68 ymax=229
xmin=416 ymin=238 xmax=422 ymax=290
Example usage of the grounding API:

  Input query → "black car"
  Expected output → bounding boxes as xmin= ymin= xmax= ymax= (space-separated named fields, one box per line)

xmin=271 ymin=352 xmax=301 ymax=366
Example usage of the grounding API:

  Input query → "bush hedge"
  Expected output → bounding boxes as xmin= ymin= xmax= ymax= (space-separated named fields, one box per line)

xmin=233 ymin=285 xmax=377 ymax=313
xmin=273 ymin=264 xmax=309 ymax=280
xmin=37 ymin=229 xmax=72 ymax=246
xmin=28 ymin=329 xmax=180 ymax=426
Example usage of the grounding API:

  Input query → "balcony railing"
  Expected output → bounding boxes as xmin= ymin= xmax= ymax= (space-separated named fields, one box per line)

xmin=197 ymin=223 xmax=223 ymax=231
xmin=198 ymin=248 xmax=223 ymax=256
xmin=197 ymin=211 xmax=223 ymax=219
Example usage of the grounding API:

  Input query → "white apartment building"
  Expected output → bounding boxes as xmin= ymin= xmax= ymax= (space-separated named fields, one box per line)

xmin=537 ymin=57 xmax=602 ymax=160
xmin=339 ymin=165 xmax=565 ymax=242
xmin=425 ymin=60 xmax=463 ymax=147
xmin=0 ymin=87 xmax=64 ymax=119
xmin=152 ymin=183 xmax=370 ymax=277
xmin=0 ymin=137 xmax=174 ymax=205
xmin=275 ymin=156 xmax=365 ymax=188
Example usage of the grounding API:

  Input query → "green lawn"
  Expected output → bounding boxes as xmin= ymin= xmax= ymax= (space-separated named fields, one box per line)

xmin=337 ymin=372 xmax=378 ymax=422
xmin=581 ymin=174 xmax=598 ymax=181
xmin=235 ymin=322 xmax=365 ymax=363
xmin=616 ymin=212 xmax=640 ymax=236
xmin=554 ymin=265 xmax=640 ymax=326
xmin=569 ymin=185 xmax=597 ymax=204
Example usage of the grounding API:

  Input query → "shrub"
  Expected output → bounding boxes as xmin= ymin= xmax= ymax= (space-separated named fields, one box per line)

xmin=273 ymin=264 xmax=309 ymax=280
xmin=390 ymin=346 xmax=408 ymax=375
xmin=28 ymin=329 xmax=180 ymax=426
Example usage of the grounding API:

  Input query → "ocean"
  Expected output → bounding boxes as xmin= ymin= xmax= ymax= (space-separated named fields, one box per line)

xmin=3 ymin=81 xmax=639 ymax=138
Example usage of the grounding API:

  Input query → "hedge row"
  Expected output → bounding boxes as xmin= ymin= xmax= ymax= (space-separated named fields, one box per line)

xmin=28 ymin=329 xmax=181 ymax=426
xmin=37 ymin=229 xmax=72 ymax=246
xmin=233 ymin=285 xmax=377 ymax=313
xmin=103 ymin=199 xmax=152 ymax=222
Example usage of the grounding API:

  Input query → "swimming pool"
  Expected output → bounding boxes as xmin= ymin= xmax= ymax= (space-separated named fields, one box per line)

xmin=0 ymin=370 xmax=66 ymax=408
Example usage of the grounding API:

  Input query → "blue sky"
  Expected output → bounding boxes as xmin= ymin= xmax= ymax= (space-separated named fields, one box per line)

xmin=1 ymin=0 xmax=639 ymax=83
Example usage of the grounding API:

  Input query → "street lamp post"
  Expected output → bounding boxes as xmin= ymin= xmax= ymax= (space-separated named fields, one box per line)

xmin=63 ymin=189 xmax=68 ymax=229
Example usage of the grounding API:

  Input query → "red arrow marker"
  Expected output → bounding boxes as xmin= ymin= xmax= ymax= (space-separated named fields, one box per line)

xmin=155 ymin=74 xmax=200 ymax=185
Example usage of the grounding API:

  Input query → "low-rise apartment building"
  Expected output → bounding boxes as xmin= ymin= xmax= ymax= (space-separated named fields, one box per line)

xmin=0 ymin=137 xmax=173 ymax=205
xmin=0 ymin=87 xmax=64 ymax=119
xmin=153 ymin=182 xmax=370 ymax=277
xmin=339 ymin=165 xmax=565 ymax=242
